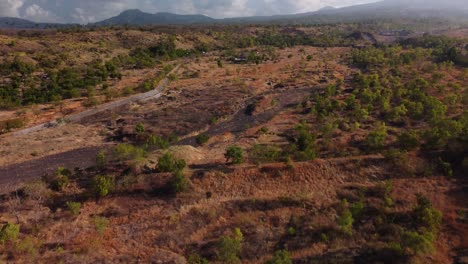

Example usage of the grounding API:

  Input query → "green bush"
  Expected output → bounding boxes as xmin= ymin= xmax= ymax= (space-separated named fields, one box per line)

xmin=113 ymin=144 xmax=146 ymax=161
xmin=401 ymin=230 xmax=434 ymax=255
xmin=196 ymin=134 xmax=210 ymax=146
xmin=188 ymin=254 xmax=209 ymax=264
xmin=266 ymin=250 xmax=292 ymax=264
xmin=135 ymin=123 xmax=145 ymax=134
xmin=93 ymin=216 xmax=109 ymax=235
xmin=147 ymin=135 xmax=170 ymax=149
xmin=92 ymin=175 xmax=114 ymax=198
xmin=249 ymin=144 xmax=282 ymax=164
xmin=170 ymin=170 xmax=190 ymax=194
xmin=66 ymin=201 xmax=81 ymax=216
xmin=397 ymin=131 xmax=420 ymax=151
xmin=336 ymin=199 xmax=354 ymax=235
xmin=96 ymin=150 xmax=107 ymax=169
xmin=364 ymin=123 xmax=388 ymax=151
xmin=50 ymin=167 xmax=71 ymax=191
xmin=225 ymin=146 xmax=244 ymax=164
xmin=218 ymin=228 xmax=243 ymax=264
xmin=0 ymin=223 xmax=20 ymax=244
xmin=157 ymin=153 xmax=186 ymax=173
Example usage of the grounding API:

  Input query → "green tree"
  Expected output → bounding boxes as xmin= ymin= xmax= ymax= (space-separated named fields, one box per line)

xmin=66 ymin=201 xmax=81 ymax=216
xmin=135 ymin=123 xmax=145 ymax=134
xmin=196 ymin=134 xmax=210 ymax=146
xmin=225 ymin=146 xmax=244 ymax=164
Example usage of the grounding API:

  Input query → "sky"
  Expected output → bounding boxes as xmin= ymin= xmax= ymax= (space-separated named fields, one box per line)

xmin=0 ymin=0 xmax=380 ymax=23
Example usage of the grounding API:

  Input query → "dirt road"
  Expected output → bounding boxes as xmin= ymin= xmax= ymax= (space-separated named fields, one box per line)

xmin=11 ymin=64 xmax=181 ymax=137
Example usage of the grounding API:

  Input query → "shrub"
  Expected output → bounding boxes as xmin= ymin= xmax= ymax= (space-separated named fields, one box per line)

xmin=50 ymin=167 xmax=71 ymax=191
xmin=225 ymin=146 xmax=244 ymax=164
xmin=23 ymin=180 xmax=49 ymax=201
xmin=249 ymin=144 xmax=282 ymax=164
xmin=196 ymin=134 xmax=210 ymax=146
xmin=218 ymin=228 xmax=243 ymax=264
xmin=96 ymin=150 xmax=107 ymax=169
xmin=401 ymin=231 xmax=434 ymax=255
xmin=0 ymin=223 xmax=20 ymax=244
xmin=397 ymin=131 xmax=420 ymax=151
xmin=157 ymin=153 xmax=186 ymax=173
xmin=266 ymin=250 xmax=292 ymax=264
xmin=113 ymin=144 xmax=146 ymax=162
xmin=336 ymin=199 xmax=354 ymax=235
xmin=147 ymin=135 xmax=170 ymax=149
xmin=135 ymin=123 xmax=145 ymax=134
xmin=414 ymin=194 xmax=442 ymax=233
xmin=170 ymin=170 xmax=189 ymax=194
xmin=66 ymin=201 xmax=81 ymax=216
xmin=364 ymin=123 xmax=388 ymax=151
xmin=188 ymin=254 xmax=209 ymax=264
xmin=92 ymin=175 xmax=114 ymax=198
xmin=93 ymin=216 xmax=109 ymax=235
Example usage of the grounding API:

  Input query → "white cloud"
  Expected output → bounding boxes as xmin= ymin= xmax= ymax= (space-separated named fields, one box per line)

xmin=23 ymin=4 xmax=56 ymax=22
xmin=0 ymin=0 xmax=24 ymax=17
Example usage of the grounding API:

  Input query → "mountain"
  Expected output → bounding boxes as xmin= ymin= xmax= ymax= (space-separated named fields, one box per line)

xmin=94 ymin=9 xmax=215 ymax=26
xmin=0 ymin=17 xmax=71 ymax=29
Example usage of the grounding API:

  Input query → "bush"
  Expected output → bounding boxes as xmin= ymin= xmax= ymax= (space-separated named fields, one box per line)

xmin=114 ymin=144 xmax=146 ymax=162
xmin=66 ymin=201 xmax=81 ymax=216
xmin=50 ymin=167 xmax=71 ymax=191
xmin=170 ymin=170 xmax=189 ymax=194
xmin=249 ymin=144 xmax=282 ymax=164
xmin=0 ymin=223 xmax=20 ymax=244
xmin=196 ymin=134 xmax=210 ymax=146
xmin=188 ymin=254 xmax=209 ymax=264
xmin=266 ymin=250 xmax=292 ymax=264
xmin=397 ymin=131 xmax=420 ymax=151
xmin=401 ymin=231 xmax=434 ymax=255
xmin=147 ymin=135 xmax=170 ymax=149
xmin=157 ymin=153 xmax=186 ymax=173
xmin=336 ymin=199 xmax=354 ymax=235
xmin=218 ymin=228 xmax=243 ymax=264
xmin=96 ymin=150 xmax=107 ymax=169
xmin=364 ymin=123 xmax=388 ymax=151
xmin=92 ymin=175 xmax=114 ymax=198
xmin=225 ymin=145 xmax=244 ymax=164
xmin=93 ymin=216 xmax=109 ymax=235
xmin=135 ymin=123 xmax=145 ymax=134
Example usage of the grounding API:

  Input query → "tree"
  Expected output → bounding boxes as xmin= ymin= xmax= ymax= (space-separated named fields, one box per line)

xmin=96 ymin=150 xmax=107 ymax=169
xmin=66 ymin=201 xmax=81 ymax=216
xmin=225 ymin=146 xmax=244 ymax=164
xmin=50 ymin=167 xmax=71 ymax=191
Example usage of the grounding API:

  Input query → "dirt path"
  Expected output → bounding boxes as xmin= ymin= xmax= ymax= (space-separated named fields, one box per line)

xmin=0 ymin=146 xmax=104 ymax=193
xmin=11 ymin=64 xmax=181 ymax=137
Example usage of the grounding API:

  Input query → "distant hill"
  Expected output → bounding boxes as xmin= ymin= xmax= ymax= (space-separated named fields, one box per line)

xmin=93 ymin=9 xmax=215 ymax=26
xmin=0 ymin=17 xmax=70 ymax=29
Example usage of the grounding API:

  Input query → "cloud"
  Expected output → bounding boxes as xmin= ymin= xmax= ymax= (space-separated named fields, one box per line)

xmin=23 ymin=4 xmax=58 ymax=22
xmin=0 ymin=0 xmax=24 ymax=17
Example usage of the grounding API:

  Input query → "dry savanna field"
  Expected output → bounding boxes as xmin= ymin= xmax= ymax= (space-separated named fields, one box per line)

xmin=0 ymin=22 xmax=467 ymax=263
